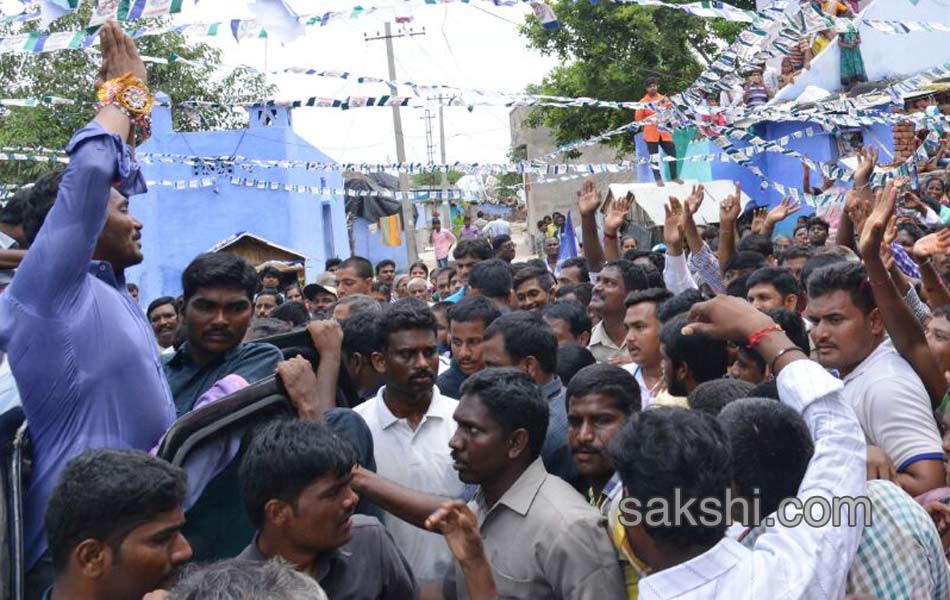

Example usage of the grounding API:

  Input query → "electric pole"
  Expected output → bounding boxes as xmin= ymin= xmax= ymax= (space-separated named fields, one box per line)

xmin=427 ymin=93 xmax=453 ymax=228
xmin=365 ymin=23 xmax=425 ymax=263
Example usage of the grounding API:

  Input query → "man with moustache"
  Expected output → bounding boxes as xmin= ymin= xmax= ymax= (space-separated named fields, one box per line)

xmin=237 ymin=419 xmax=416 ymax=599
xmin=147 ymin=296 xmax=180 ymax=352
xmin=163 ymin=252 xmax=283 ymax=416
xmin=43 ymin=449 xmax=192 ymax=600
xmin=447 ymin=367 xmax=625 ymax=598
xmin=354 ymin=298 xmax=468 ymax=589
xmin=566 ymin=363 xmax=645 ymax=598
xmin=436 ymin=296 xmax=501 ymax=399
xmin=588 ymin=260 xmax=650 ymax=363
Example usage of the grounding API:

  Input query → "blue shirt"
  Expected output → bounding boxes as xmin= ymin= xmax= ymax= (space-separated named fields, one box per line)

xmin=444 ymin=286 xmax=467 ymax=304
xmin=163 ymin=341 xmax=283 ymax=416
xmin=0 ymin=122 xmax=176 ymax=570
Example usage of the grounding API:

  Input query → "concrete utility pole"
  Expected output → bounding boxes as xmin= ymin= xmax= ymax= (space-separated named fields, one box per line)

xmin=365 ymin=22 xmax=425 ymax=263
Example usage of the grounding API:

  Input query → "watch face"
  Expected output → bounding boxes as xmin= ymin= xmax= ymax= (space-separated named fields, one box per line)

xmin=121 ymin=85 xmax=151 ymax=112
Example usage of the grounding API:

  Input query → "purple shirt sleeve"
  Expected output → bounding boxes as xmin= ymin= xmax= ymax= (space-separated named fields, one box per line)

xmin=7 ymin=121 xmax=146 ymax=316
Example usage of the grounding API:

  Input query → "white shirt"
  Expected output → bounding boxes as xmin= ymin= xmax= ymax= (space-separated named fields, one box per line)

xmin=841 ymin=338 xmax=943 ymax=471
xmin=662 ymin=251 xmax=698 ymax=295
xmin=482 ymin=219 xmax=511 ymax=238
xmin=353 ymin=385 xmax=466 ymax=583
xmin=639 ymin=360 xmax=867 ymax=600
xmin=623 ymin=362 xmax=654 ymax=408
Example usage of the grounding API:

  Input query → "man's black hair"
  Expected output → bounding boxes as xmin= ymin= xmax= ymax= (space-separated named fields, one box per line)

xmin=718 ymin=398 xmax=814 ymax=515
xmin=807 ymin=216 xmax=830 ymax=232
xmin=512 ymin=265 xmax=555 ymax=292
xmin=371 ymin=280 xmax=391 ymax=296
xmin=146 ymin=296 xmax=178 ymax=320
xmin=726 ymin=273 xmax=750 ymax=299
xmin=800 ymin=252 xmax=847 ymax=293
xmin=468 ymin=258 xmax=512 ymax=300
xmin=525 ymin=258 xmax=548 ymax=271
xmin=687 ymin=379 xmax=754 ymax=416
xmin=609 ymin=407 xmax=731 ymax=548
xmin=341 ymin=312 xmax=380 ymax=359
xmin=624 ymin=287 xmax=674 ymax=310
xmin=0 ymin=188 xmax=28 ymax=225
xmin=807 ymin=261 xmax=874 ymax=314
xmin=555 ymin=282 xmax=593 ymax=307
xmin=240 ymin=419 xmax=357 ymax=529
xmin=22 ymin=170 xmax=64 ymax=245
xmin=558 ymin=257 xmax=591 ymax=283
xmin=182 ymin=252 xmax=260 ymax=305
xmin=460 ymin=367 xmax=549 ymax=460
xmin=447 ymin=295 xmax=502 ymax=329
xmin=778 ymin=245 xmax=813 ymax=265
xmin=746 ymin=267 xmax=799 ymax=298
xmin=260 ymin=266 xmax=282 ymax=280
xmin=453 ymin=238 xmax=493 ymax=261
xmin=325 ymin=257 xmax=343 ymax=271
xmin=737 ymin=233 xmax=773 ymax=258
xmin=556 ymin=344 xmax=597 ymax=386
xmin=45 ymin=449 xmax=186 ymax=572
xmin=567 ymin=363 xmax=642 ymax=415
xmin=256 ymin=289 xmax=284 ymax=305
xmin=374 ymin=259 xmax=396 ymax=275
xmin=623 ymin=249 xmax=665 ymax=273
xmin=603 ymin=259 xmax=650 ymax=295
xmin=430 ymin=300 xmax=453 ymax=317
xmin=491 ymin=234 xmax=513 ymax=252
xmin=724 ymin=251 xmax=767 ymax=276
xmin=245 ymin=317 xmax=293 ymax=340
xmin=748 ymin=378 xmax=780 ymax=400
xmin=270 ymin=301 xmax=310 ymax=327
xmin=638 ymin=261 xmax=664 ymax=288
xmin=644 ymin=76 xmax=658 ymax=86
xmin=543 ymin=301 xmax=592 ymax=340
xmin=701 ymin=225 xmax=719 ymax=241
xmin=340 ymin=256 xmax=374 ymax=280
xmin=660 ymin=313 xmax=728 ymax=388
xmin=656 ymin=289 xmax=705 ymax=323
xmin=484 ymin=311 xmax=558 ymax=374
xmin=378 ymin=298 xmax=437 ymax=349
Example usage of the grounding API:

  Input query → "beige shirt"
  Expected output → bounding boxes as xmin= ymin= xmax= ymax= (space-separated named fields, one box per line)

xmin=453 ymin=458 xmax=625 ymax=599
xmin=588 ymin=321 xmax=628 ymax=364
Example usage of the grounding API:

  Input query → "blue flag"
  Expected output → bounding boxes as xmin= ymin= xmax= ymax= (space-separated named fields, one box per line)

xmin=558 ymin=211 xmax=578 ymax=262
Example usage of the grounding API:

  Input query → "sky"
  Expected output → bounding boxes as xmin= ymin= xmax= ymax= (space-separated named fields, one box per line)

xmin=175 ymin=0 xmax=560 ymax=166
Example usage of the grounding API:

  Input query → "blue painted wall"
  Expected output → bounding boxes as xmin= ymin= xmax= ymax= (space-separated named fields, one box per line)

xmin=633 ymin=110 xmax=898 ymax=239
xmin=127 ymin=93 xmax=349 ymax=303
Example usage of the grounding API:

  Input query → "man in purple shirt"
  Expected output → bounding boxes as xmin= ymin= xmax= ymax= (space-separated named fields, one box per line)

xmin=0 ymin=23 xmax=176 ymax=596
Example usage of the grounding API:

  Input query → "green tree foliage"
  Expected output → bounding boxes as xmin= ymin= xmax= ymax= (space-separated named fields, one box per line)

xmin=411 ymin=169 xmax=465 ymax=187
xmin=519 ymin=0 xmax=755 ymax=156
xmin=0 ymin=6 xmax=273 ymax=183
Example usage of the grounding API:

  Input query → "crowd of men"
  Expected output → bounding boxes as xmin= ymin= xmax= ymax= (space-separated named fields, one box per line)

xmin=5 ymin=20 xmax=950 ymax=600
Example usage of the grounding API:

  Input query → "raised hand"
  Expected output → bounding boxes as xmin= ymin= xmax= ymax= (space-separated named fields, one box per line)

xmin=577 ymin=179 xmax=602 ymax=217
xmin=605 ymin=191 xmax=634 ymax=235
xmin=719 ymin=181 xmax=742 ymax=225
xmin=664 ymin=196 xmax=685 ymax=254
xmin=912 ymin=228 xmax=950 ymax=262
xmin=766 ymin=196 xmax=801 ymax=226
xmin=684 ymin=184 xmax=705 ymax=217
xmin=276 ymin=356 xmax=320 ymax=420
xmin=750 ymin=208 xmax=767 ymax=235
xmin=857 ymin=181 xmax=896 ymax=259
xmin=425 ymin=501 xmax=487 ymax=565
xmin=98 ymin=20 xmax=147 ymax=84
xmin=854 ymin=146 xmax=878 ymax=187
xmin=844 ymin=188 xmax=871 ymax=238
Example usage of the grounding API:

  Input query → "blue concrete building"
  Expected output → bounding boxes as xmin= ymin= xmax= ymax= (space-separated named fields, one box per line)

xmin=127 ymin=93 xmax=349 ymax=302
